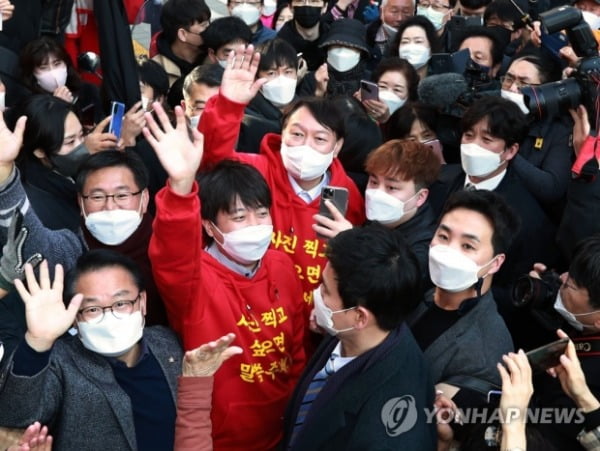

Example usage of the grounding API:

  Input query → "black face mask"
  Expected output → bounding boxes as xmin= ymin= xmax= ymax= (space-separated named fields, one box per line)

xmin=49 ymin=143 xmax=91 ymax=178
xmin=294 ymin=6 xmax=322 ymax=28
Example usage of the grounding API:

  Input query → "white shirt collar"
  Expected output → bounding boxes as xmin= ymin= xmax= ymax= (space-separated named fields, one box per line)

xmin=325 ymin=340 xmax=356 ymax=374
xmin=287 ymin=172 xmax=330 ymax=204
xmin=464 ymin=169 xmax=507 ymax=192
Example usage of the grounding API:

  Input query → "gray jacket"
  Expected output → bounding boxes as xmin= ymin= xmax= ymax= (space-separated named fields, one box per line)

xmin=409 ymin=289 xmax=514 ymax=393
xmin=0 ymin=326 xmax=182 ymax=450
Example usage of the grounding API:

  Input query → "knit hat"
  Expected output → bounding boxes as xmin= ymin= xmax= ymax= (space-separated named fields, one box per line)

xmin=319 ymin=18 xmax=370 ymax=54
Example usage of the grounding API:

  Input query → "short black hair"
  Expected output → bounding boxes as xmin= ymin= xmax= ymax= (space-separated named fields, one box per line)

xmin=75 ymin=150 xmax=150 ymax=193
xmin=461 ymin=96 xmax=528 ymax=147
xmin=137 ymin=56 xmax=170 ymax=98
xmin=202 ymin=16 xmax=252 ymax=52
xmin=326 ymin=224 xmax=422 ymax=330
xmin=256 ymin=38 xmax=298 ymax=73
xmin=508 ymin=45 xmax=562 ymax=84
xmin=183 ymin=64 xmax=224 ymax=99
xmin=199 ymin=160 xmax=272 ymax=243
xmin=569 ymin=234 xmax=600 ymax=309
xmin=282 ymin=97 xmax=345 ymax=140
xmin=458 ymin=26 xmax=504 ymax=67
xmin=484 ymin=0 xmax=527 ymax=30
xmin=460 ymin=0 xmax=491 ymax=11
xmin=389 ymin=16 xmax=442 ymax=57
xmin=371 ymin=57 xmax=419 ymax=102
xmin=64 ymin=249 xmax=145 ymax=304
xmin=440 ymin=190 xmax=521 ymax=255
xmin=385 ymin=101 xmax=438 ymax=141
xmin=160 ymin=0 xmax=211 ymax=45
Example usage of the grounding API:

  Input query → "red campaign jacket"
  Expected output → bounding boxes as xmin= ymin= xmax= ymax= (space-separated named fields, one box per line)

xmin=149 ymin=182 xmax=306 ymax=451
xmin=199 ymin=93 xmax=366 ymax=320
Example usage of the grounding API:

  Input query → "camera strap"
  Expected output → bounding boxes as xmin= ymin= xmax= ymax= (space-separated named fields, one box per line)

xmin=572 ymin=335 xmax=600 ymax=357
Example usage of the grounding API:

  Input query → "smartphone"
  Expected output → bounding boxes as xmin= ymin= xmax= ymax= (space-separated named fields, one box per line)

xmin=319 ymin=186 xmax=349 ymax=220
xmin=429 ymin=53 xmax=453 ymax=75
xmin=526 ymin=337 xmax=569 ymax=373
xmin=423 ymin=138 xmax=446 ymax=164
xmin=541 ymin=32 xmax=569 ymax=61
xmin=108 ymin=101 xmax=126 ymax=139
xmin=360 ymin=80 xmax=379 ymax=101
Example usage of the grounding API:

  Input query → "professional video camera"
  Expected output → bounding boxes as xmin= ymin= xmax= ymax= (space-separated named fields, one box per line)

xmin=520 ymin=6 xmax=600 ymax=124
xmin=512 ymin=271 xmax=564 ymax=331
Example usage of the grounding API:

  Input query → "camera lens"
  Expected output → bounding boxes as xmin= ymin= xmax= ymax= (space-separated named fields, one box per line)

xmin=521 ymin=78 xmax=581 ymax=120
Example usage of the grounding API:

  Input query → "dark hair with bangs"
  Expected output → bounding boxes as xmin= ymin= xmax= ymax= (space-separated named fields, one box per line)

xmin=326 ymin=223 xmax=422 ymax=330
xmin=20 ymin=36 xmax=82 ymax=95
xmin=199 ymin=160 xmax=272 ymax=244
xmin=282 ymin=97 xmax=345 ymax=140
xmin=440 ymin=190 xmax=520 ymax=255
xmin=160 ymin=0 xmax=211 ymax=45
xmin=461 ymin=96 xmax=528 ymax=147
xmin=256 ymin=38 xmax=298 ymax=74
xmin=365 ymin=140 xmax=441 ymax=189
xmin=569 ymin=234 xmax=600 ymax=309
xmin=385 ymin=101 xmax=438 ymax=141
xmin=202 ymin=16 xmax=252 ymax=52
xmin=389 ymin=16 xmax=442 ymax=57
xmin=75 ymin=150 xmax=149 ymax=193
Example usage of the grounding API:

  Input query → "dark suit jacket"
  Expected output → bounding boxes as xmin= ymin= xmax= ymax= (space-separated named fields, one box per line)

xmin=0 ymin=327 xmax=182 ymax=450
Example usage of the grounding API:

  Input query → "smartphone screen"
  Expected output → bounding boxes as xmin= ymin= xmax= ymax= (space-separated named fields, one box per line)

xmin=526 ymin=337 xmax=569 ymax=372
xmin=108 ymin=101 xmax=125 ymax=139
xmin=361 ymin=80 xmax=379 ymax=101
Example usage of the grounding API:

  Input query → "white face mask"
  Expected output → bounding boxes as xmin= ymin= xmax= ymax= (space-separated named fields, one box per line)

xmin=218 ymin=59 xmax=229 ymax=68
xmin=460 ymin=142 xmax=504 ymax=177
xmin=378 ymin=89 xmax=406 ymax=115
xmin=327 ymin=47 xmax=361 ymax=72
xmin=313 ymin=287 xmax=355 ymax=336
xmin=0 ymin=92 xmax=5 ymax=112
xmin=261 ymin=75 xmax=297 ymax=107
xmin=500 ymin=89 xmax=529 ymax=115
xmin=429 ymin=244 xmax=495 ymax=292
xmin=35 ymin=66 xmax=68 ymax=93
xmin=83 ymin=198 xmax=144 ymax=246
xmin=141 ymin=95 xmax=151 ymax=111
xmin=280 ymin=142 xmax=335 ymax=181
xmin=215 ymin=223 xmax=273 ymax=264
xmin=189 ymin=115 xmax=200 ymax=129
xmin=78 ymin=311 xmax=144 ymax=357
xmin=554 ymin=291 xmax=600 ymax=332
xmin=365 ymin=188 xmax=418 ymax=224
xmin=263 ymin=0 xmax=277 ymax=16
xmin=416 ymin=6 xmax=446 ymax=30
xmin=232 ymin=3 xmax=261 ymax=26
xmin=399 ymin=43 xmax=431 ymax=70
xmin=582 ymin=10 xmax=600 ymax=30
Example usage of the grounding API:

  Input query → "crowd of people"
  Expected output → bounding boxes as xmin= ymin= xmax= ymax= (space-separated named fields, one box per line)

xmin=0 ymin=0 xmax=600 ymax=449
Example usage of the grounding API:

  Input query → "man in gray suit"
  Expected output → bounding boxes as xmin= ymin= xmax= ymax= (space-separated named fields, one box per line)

xmin=409 ymin=190 xmax=517 ymax=410
xmin=0 ymin=250 xmax=183 ymax=451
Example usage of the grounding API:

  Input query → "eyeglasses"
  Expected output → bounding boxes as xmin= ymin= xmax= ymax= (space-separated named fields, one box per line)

xmin=78 ymin=293 xmax=141 ymax=324
xmin=500 ymin=74 xmax=540 ymax=90
xmin=82 ymin=190 xmax=143 ymax=206
xmin=418 ymin=1 xmax=450 ymax=11
xmin=291 ymin=0 xmax=324 ymax=6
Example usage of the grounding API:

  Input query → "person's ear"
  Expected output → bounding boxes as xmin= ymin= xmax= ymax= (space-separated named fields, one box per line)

xmin=484 ymin=253 xmax=506 ymax=277
xmin=202 ymin=219 xmax=216 ymax=238
xmin=177 ymin=27 xmax=188 ymax=43
xmin=33 ymin=148 xmax=47 ymax=161
xmin=503 ymin=142 xmax=519 ymax=162
xmin=333 ymin=138 xmax=344 ymax=157
xmin=208 ymin=48 xmax=218 ymax=64
xmin=415 ymin=187 xmax=429 ymax=208
xmin=353 ymin=306 xmax=371 ymax=330
xmin=140 ymin=188 xmax=150 ymax=215
xmin=139 ymin=291 xmax=147 ymax=316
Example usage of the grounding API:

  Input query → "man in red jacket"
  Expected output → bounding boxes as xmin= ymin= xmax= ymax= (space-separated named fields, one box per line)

xmin=145 ymin=103 xmax=306 ymax=450
xmin=199 ymin=46 xmax=365 ymax=347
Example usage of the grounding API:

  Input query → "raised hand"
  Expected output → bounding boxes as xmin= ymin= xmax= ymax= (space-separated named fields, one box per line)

xmin=549 ymin=329 xmax=600 ymax=413
xmin=53 ymin=86 xmax=74 ymax=104
xmin=84 ymin=115 xmax=118 ymax=153
xmin=0 ymin=0 xmax=15 ymax=21
xmin=14 ymin=261 xmax=83 ymax=352
xmin=0 ymin=110 xmax=26 ymax=169
xmin=221 ymin=44 xmax=267 ymax=105
xmin=312 ymin=200 xmax=352 ymax=239
xmin=182 ymin=333 xmax=243 ymax=377
xmin=8 ymin=422 xmax=53 ymax=451
xmin=497 ymin=350 xmax=533 ymax=425
xmin=314 ymin=63 xmax=329 ymax=98
xmin=569 ymin=106 xmax=590 ymax=157
xmin=143 ymin=102 xmax=204 ymax=196
xmin=119 ymin=101 xmax=146 ymax=149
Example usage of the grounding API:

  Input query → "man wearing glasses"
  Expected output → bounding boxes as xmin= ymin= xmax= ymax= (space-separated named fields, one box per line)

xmin=76 ymin=150 xmax=168 ymax=327
xmin=0 ymin=252 xmax=183 ymax=450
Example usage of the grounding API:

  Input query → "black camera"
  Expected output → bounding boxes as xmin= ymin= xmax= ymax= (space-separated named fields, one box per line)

xmin=512 ymin=270 xmax=562 ymax=309
xmin=520 ymin=6 xmax=600 ymax=124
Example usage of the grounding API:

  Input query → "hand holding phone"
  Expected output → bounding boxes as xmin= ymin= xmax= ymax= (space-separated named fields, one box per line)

xmin=526 ymin=337 xmax=569 ymax=373
xmin=316 ymin=186 xmax=350 ymax=239
xmin=360 ymin=80 xmax=379 ymax=101
xmin=108 ymin=101 xmax=125 ymax=139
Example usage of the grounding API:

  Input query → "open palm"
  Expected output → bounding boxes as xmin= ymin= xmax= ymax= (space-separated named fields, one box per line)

xmin=221 ymin=45 xmax=267 ymax=105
